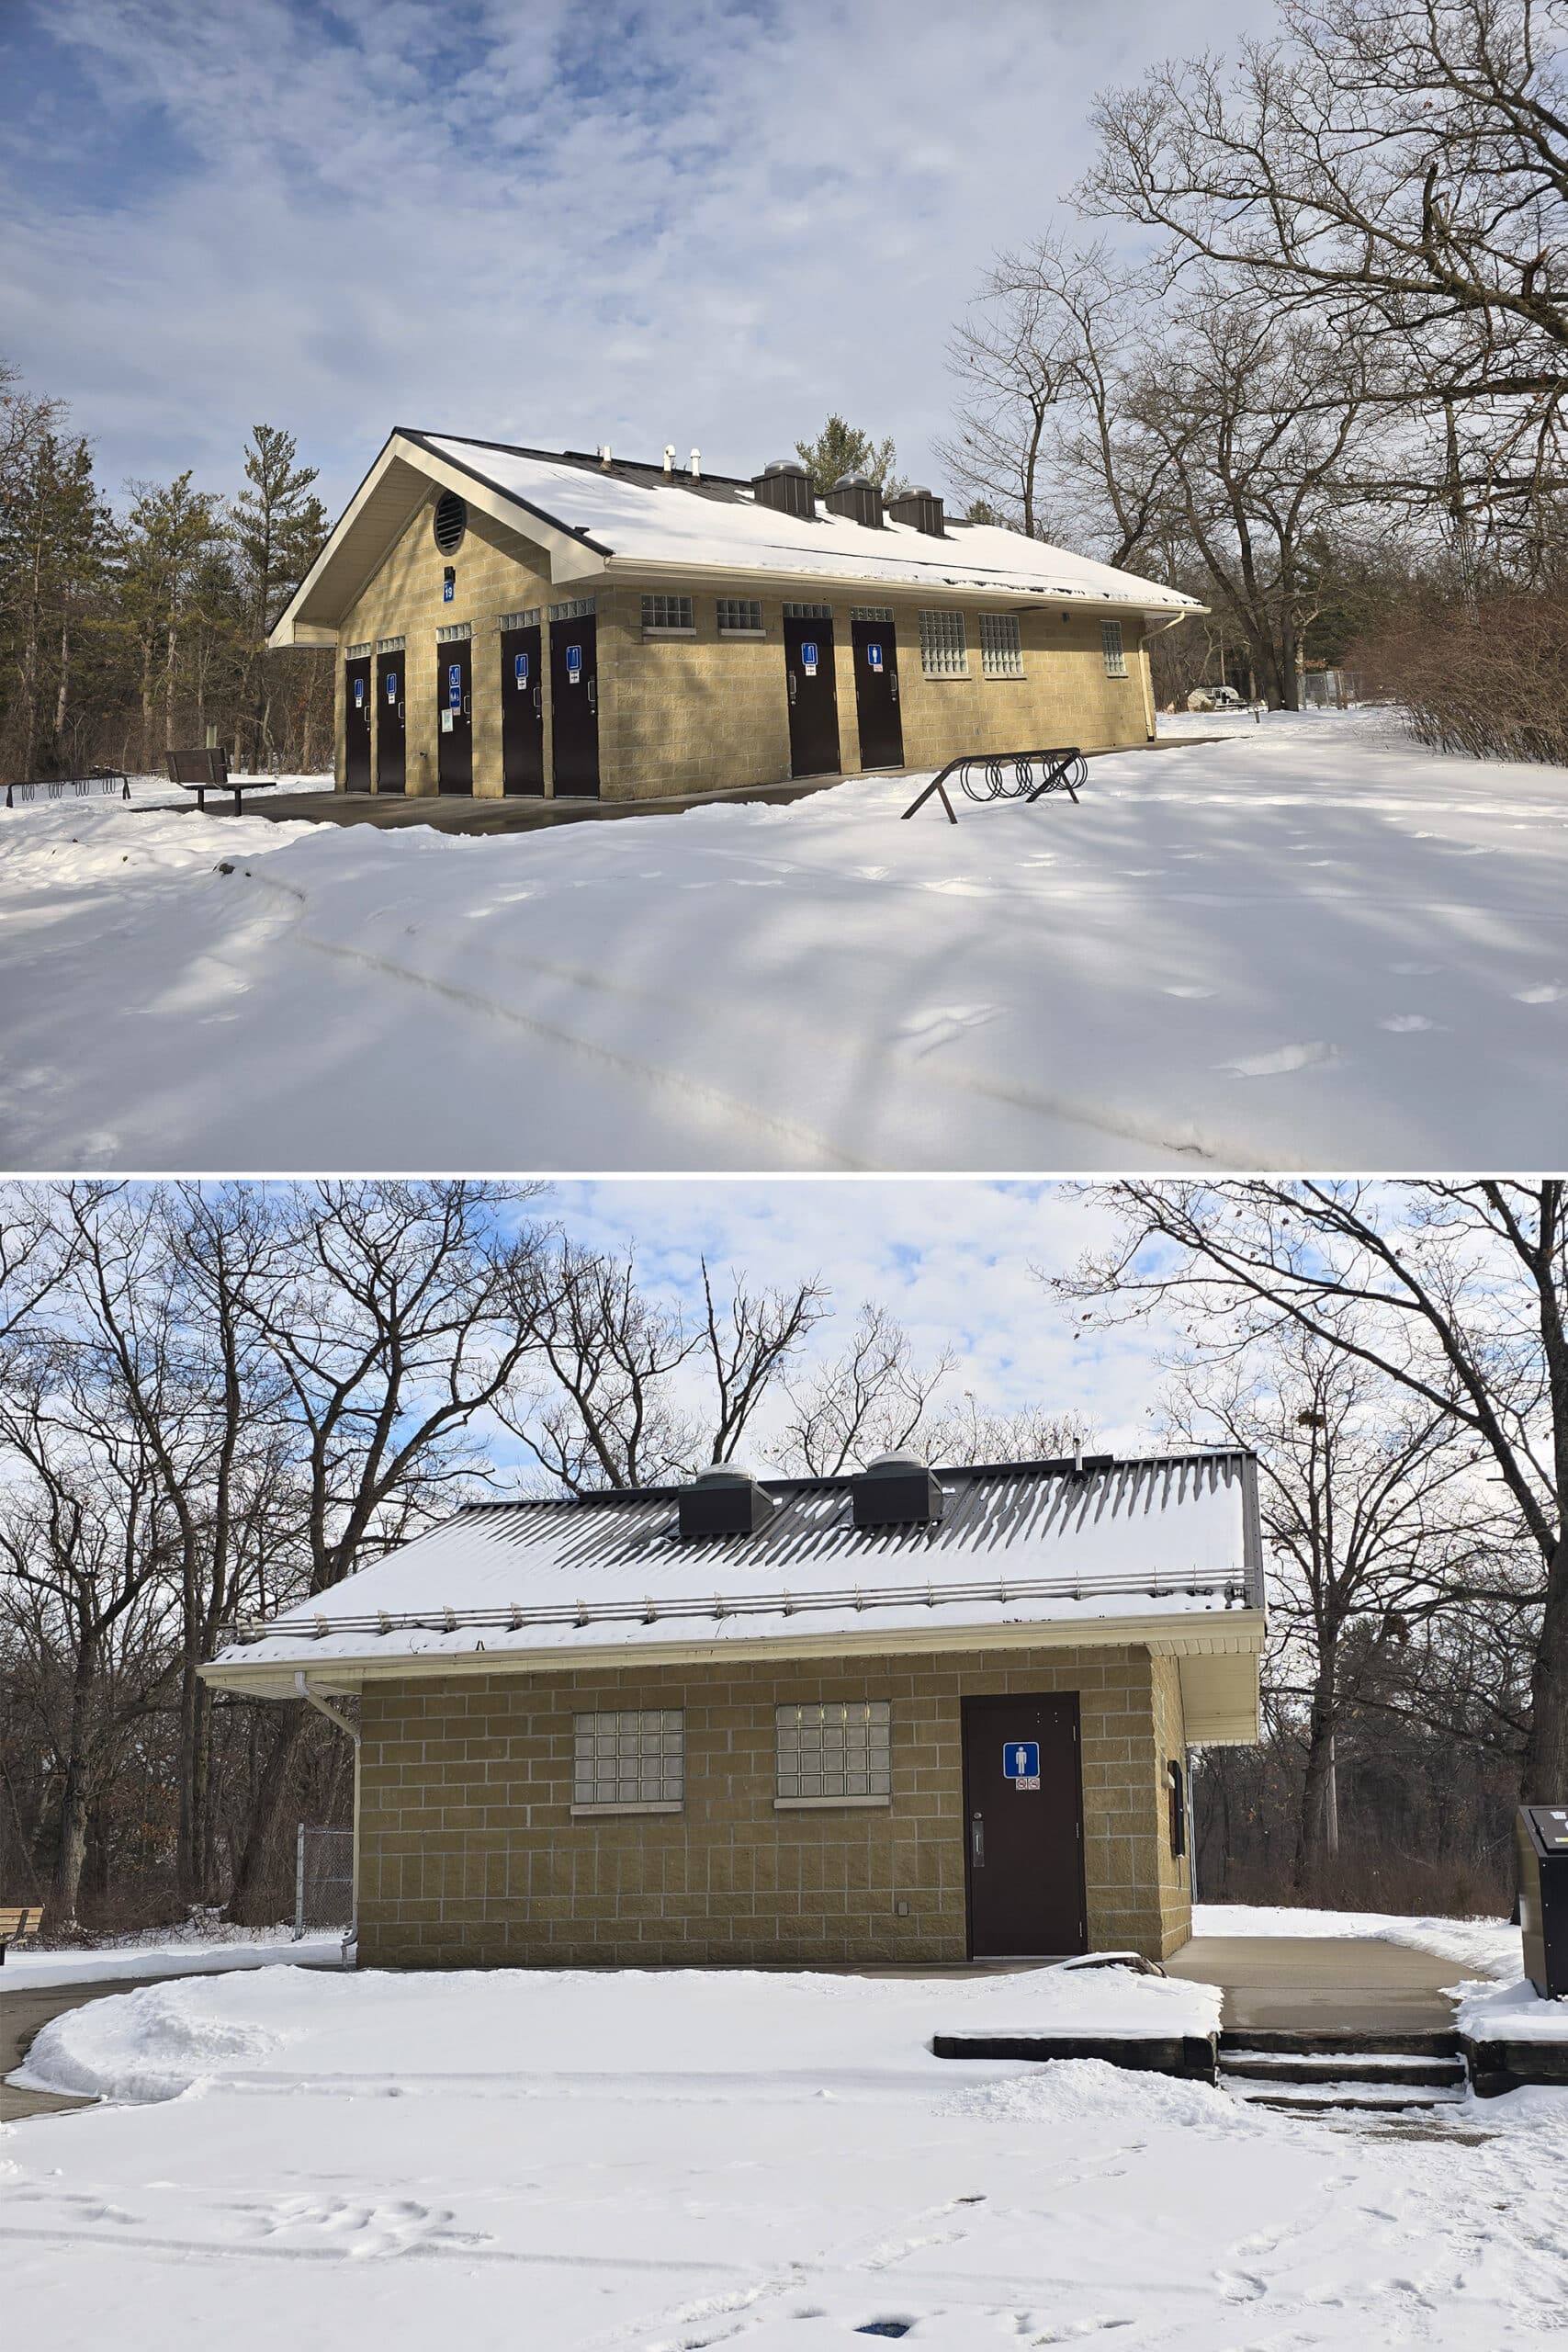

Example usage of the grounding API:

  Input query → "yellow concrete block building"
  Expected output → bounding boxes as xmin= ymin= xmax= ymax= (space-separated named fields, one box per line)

xmin=268 ymin=432 xmax=1204 ymax=804
xmin=205 ymin=1451 xmax=1263 ymax=1970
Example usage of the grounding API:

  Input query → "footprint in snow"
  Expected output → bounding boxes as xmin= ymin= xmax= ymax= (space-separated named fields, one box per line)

xmin=897 ymin=1005 xmax=1002 ymax=1056
xmin=1219 ymin=1042 xmax=1337 ymax=1078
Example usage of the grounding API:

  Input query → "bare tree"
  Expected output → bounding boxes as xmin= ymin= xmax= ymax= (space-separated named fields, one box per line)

xmin=924 ymin=1396 xmax=1093 ymax=1464
xmin=778 ymin=1305 xmax=952 ymax=1476
xmin=1052 ymin=1179 xmax=1568 ymax=1800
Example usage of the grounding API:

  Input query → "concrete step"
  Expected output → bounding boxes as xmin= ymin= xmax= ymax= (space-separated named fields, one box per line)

xmin=1218 ymin=2028 xmax=1460 ymax=2059
xmin=1233 ymin=2080 xmax=1467 ymax=2114
xmin=1221 ymin=2051 xmax=1465 ymax=2088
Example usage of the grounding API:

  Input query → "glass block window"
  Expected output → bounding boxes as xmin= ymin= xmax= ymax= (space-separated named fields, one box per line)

xmin=344 ymin=641 xmax=373 ymax=660
xmin=784 ymin=602 xmax=833 ymax=620
xmin=375 ymin=635 xmax=405 ymax=654
xmin=499 ymin=608 xmax=539 ymax=632
xmin=573 ymin=1710 xmax=683 ymax=1808
xmin=1101 ymin=620 xmax=1127 ymax=677
xmin=435 ymin=620 xmax=472 ymax=643
xmin=716 ymin=598 xmax=763 ymax=634
xmin=642 ymin=594 xmax=694 ymax=633
xmin=850 ymin=606 xmax=893 ymax=623
xmin=919 ymin=609 xmax=968 ymax=678
xmin=549 ymin=597 xmax=597 ymax=621
xmin=980 ymin=614 xmax=1023 ymax=677
xmin=775 ymin=1702 xmax=891 ymax=1803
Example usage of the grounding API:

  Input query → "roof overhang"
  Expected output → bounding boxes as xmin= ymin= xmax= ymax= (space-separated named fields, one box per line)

xmin=202 ymin=1607 xmax=1265 ymax=1742
xmin=268 ymin=429 xmax=607 ymax=650
xmin=604 ymin=555 xmax=1205 ymax=622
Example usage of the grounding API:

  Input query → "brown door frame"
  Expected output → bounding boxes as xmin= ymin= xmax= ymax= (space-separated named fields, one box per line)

xmin=960 ymin=1690 xmax=1088 ymax=1960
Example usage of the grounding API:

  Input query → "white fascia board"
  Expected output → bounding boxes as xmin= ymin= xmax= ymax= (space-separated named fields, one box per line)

xmin=199 ymin=1608 xmax=1266 ymax=1699
xmin=610 ymin=554 xmax=1201 ymax=617
xmin=267 ymin=432 xmax=606 ymax=650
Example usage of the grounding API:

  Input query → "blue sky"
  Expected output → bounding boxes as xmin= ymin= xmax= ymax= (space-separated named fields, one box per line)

xmin=535 ymin=1178 xmax=1179 ymax=1464
xmin=3 ymin=0 xmax=1273 ymax=514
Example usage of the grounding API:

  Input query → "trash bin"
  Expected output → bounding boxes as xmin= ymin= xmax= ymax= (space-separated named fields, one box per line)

xmin=1517 ymin=1805 xmax=1568 ymax=1998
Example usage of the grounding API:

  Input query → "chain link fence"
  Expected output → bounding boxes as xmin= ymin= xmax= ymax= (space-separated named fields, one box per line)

xmin=293 ymin=1825 xmax=355 ymax=1940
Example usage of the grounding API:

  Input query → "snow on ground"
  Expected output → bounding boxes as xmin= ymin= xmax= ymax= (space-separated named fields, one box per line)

xmin=2 ymin=711 xmax=1564 ymax=1170
xmin=1193 ymin=1903 xmax=1520 ymax=1982
xmin=1456 ymin=1978 xmax=1568 ymax=2042
xmin=2 ymin=1923 xmax=348 ymax=1993
xmin=5 ymin=1962 xmax=1565 ymax=2350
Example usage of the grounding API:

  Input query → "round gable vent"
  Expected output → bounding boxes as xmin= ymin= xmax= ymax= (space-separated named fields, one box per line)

xmin=433 ymin=491 xmax=467 ymax=555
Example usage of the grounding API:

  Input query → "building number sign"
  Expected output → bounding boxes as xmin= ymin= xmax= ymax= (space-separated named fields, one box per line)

xmin=1004 ymin=1739 xmax=1041 ymax=1792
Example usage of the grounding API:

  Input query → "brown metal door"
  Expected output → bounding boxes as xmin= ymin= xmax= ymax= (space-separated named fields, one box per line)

xmin=784 ymin=615 xmax=840 ymax=777
xmin=962 ymin=1692 xmax=1087 ymax=1958
xmin=375 ymin=651 xmax=405 ymax=793
xmin=344 ymin=655 xmax=372 ymax=792
xmin=501 ymin=624 xmax=544 ymax=793
xmin=437 ymin=639 xmax=473 ymax=794
xmin=549 ymin=614 xmax=599 ymax=797
xmin=851 ymin=616 xmax=903 ymax=769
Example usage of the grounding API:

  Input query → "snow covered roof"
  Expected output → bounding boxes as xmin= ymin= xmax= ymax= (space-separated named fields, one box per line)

xmin=208 ymin=1453 xmax=1264 ymax=1697
xmin=270 ymin=431 xmax=1205 ymax=648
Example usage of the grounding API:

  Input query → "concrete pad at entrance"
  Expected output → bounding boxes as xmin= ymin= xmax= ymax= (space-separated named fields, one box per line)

xmin=1164 ymin=1936 xmax=1464 ymax=2035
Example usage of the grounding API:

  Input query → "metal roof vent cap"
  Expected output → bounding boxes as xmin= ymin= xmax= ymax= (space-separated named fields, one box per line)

xmin=825 ymin=471 xmax=885 ymax=530
xmin=751 ymin=458 xmax=816 ymax=520
xmin=852 ymin=1452 xmax=944 ymax=1530
xmin=678 ymin=1463 xmax=777 ymax=1539
xmin=885 ymin=484 xmax=945 ymax=538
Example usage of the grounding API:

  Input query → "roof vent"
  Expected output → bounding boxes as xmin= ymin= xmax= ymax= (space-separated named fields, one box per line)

xmin=751 ymin=458 xmax=816 ymax=520
xmin=432 ymin=492 xmax=468 ymax=555
xmin=886 ymin=485 xmax=945 ymax=538
xmin=852 ymin=1452 xmax=944 ymax=1530
xmin=825 ymin=470 xmax=884 ymax=530
xmin=677 ymin=1464 xmax=777 ymax=1540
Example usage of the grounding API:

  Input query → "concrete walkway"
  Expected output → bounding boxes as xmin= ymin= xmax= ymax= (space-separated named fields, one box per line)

xmin=0 ymin=1973 xmax=152 ymax=2121
xmin=1164 ymin=1937 xmax=1464 ymax=2035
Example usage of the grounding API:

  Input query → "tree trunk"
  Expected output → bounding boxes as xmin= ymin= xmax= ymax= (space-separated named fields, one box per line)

xmin=51 ymin=1639 xmax=98 ymax=1925
xmin=1296 ymin=1662 xmax=1339 ymax=1889
xmin=228 ymin=1702 xmax=307 ymax=1924
xmin=1521 ymin=1531 xmax=1568 ymax=1802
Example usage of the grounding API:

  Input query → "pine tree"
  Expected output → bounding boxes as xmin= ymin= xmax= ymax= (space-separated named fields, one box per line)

xmin=794 ymin=414 xmax=906 ymax=497
xmin=231 ymin=424 xmax=328 ymax=769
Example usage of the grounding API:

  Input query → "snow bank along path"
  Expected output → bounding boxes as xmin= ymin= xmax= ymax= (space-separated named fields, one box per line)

xmin=5 ymin=1961 xmax=1564 ymax=2350
xmin=2 ymin=711 xmax=1564 ymax=1170
xmin=1 ymin=1925 xmax=348 ymax=1994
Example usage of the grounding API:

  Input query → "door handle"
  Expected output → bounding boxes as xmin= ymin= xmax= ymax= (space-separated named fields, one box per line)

xmin=890 ymin=674 xmax=899 ymax=702
xmin=462 ymin=695 xmax=470 ymax=716
xmin=533 ymin=687 xmax=542 ymax=718
xmin=587 ymin=680 xmax=596 ymax=715
xmin=788 ymin=672 xmax=797 ymax=705
xmin=971 ymin=1812 xmax=984 ymax=1866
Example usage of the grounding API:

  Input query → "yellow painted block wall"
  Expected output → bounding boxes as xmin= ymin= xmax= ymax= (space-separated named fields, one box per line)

xmin=354 ymin=1642 xmax=1188 ymax=1970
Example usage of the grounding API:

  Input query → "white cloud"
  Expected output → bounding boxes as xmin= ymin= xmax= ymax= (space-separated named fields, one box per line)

xmin=541 ymin=1177 xmax=1181 ymax=1466
xmin=6 ymin=0 xmax=1278 ymax=507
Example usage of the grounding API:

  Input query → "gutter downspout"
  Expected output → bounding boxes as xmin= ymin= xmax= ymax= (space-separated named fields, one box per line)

xmin=295 ymin=1673 xmax=360 ymax=1959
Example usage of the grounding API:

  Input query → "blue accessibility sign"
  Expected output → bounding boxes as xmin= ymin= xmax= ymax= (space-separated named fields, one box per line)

xmin=567 ymin=643 xmax=582 ymax=682
xmin=448 ymin=662 xmax=462 ymax=708
xmin=514 ymin=651 xmax=529 ymax=687
xmin=1003 ymin=1740 xmax=1041 ymax=1781
xmin=867 ymin=642 xmax=884 ymax=672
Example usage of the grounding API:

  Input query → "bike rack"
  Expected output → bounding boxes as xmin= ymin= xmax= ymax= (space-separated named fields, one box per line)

xmin=900 ymin=746 xmax=1088 ymax=825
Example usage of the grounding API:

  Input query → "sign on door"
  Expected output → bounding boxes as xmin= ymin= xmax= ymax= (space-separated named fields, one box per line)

xmin=1004 ymin=1739 xmax=1041 ymax=1791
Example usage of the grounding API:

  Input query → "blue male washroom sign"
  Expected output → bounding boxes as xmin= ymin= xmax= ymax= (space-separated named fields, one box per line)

xmin=567 ymin=643 xmax=582 ymax=682
xmin=1004 ymin=1740 xmax=1041 ymax=1783
xmin=867 ymin=642 xmax=884 ymax=672
xmin=385 ymin=671 xmax=398 ymax=702
xmin=448 ymin=663 xmax=462 ymax=709
xmin=354 ymin=678 xmax=365 ymax=707
xmin=513 ymin=651 xmax=529 ymax=688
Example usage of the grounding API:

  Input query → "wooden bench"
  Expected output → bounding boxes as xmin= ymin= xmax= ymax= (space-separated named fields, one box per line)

xmin=167 ymin=749 xmax=279 ymax=815
xmin=0 ymin=1905 xmax=44 ymax=1962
